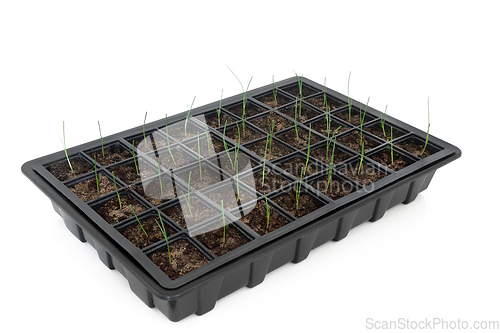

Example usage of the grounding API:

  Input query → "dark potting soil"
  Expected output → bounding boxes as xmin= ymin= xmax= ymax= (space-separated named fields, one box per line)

xmin=119 ymin=215 xmax=176 ymax=249
xmin=86 ymin=145 xmax=132 ymax=166
xmin=250 ymin=111 xmax=293 ymax=133
xmin=176 ymin=165 xmax=224 ymax=190
xmin=129 ymin=134 xmax=168 ymax=153
xmin=95 ymin=193 xmax=147 ymax=225
xmin=148 ymin=240 xmax=209 ymax=280
xmin=310 ymin=118 xmax=349 ymax=137
xmin=224 ymin=102 xmax=265 ymax=118
xmin=396 ymin=138 xmax=434 ymax=158
xmin=195 ymin=224 xmax=249 ymax=257
xmin=221 ymin=124 xmax=264 ymax=144
xmin=273 ymin=188 xmax=323 ymax=218
xmin=246 ymin=139 xmax=291 ymax=161
xmin=304 ymin=95 xmax=345 ymax=112
xmin=335 ymin=109 xmax=376 ymax=126
xmin=242 ymin=170 xmax=288 ymax=195
xmin=162 ymin=197 xmax=218 ymax=229
xmin=108 ymin=160 xmax=156 ymax=185
xmin=185 ymin=133 xmax=227 ymax=158
xmin=152 ymin=147 xmax=196 ymax=170
xmin=281 ymin=84 xmax=318 ymax=98
xmin=337 ymin=131 xmax=380 ymax=153
xmin=46 ymin=157 xmax=93 ymax=182
xmin=196 ymin=111 xmax=236 ymax=129
xmin=310 ymin=175 xmax=356 ymax=201
xmin=310 ymin=144 xmax=353 ymax=165
xmin=277 ymin=127 xmax=322 ymax=150
xmin=131 ymin=176 xmax=178 ymax=206
xmin=278 ymin=156 xmax=321 ymax=178
xmin=255 ymin=92 xmax=293 ymax=108
xmin=339 ymin=162 xmax=387 ymax=187
xmin=370 ymin=148 xmax=415 ymax=172
xmin=240 ymin=200 xmax=289 ymax=236
xmin=279 ymin=103 xmax=320 ymax=123
xmin=163 ymin=122 xmax=200 ymax=142
xmin=365 ymin=122 xmax=406 ymax=142
xmin=70 ymin=173 xmax=115 ymax=202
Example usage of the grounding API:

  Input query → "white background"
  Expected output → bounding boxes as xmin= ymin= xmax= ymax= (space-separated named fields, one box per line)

xmin=2 ymin=1 xmax=499 ymax=332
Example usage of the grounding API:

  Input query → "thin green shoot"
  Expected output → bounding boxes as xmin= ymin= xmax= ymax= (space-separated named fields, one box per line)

xmin=94 ymin=157 xmax=99 ymax=194
xmin=61 ymin=121 xmax=74 ymax=173
xmin=155 ymin=212 xmax=171 ymax=264
xmin=165 ymin=115 xmax=176 ymax=165
xmin=205 ymin=123 xmax=211 ymax=155
xmin=226 ymin=66 xmax=252 ymax=138
xmin=143 ymin=112 xmax=147 ymax=143
xmin=264 ymin=194 xmax=270 ymax=229
xmin=131 ymin=140 xmax=139 ymax=175
xmin=130 ymin=205 xmax=148 ymax=237
xmin=390 ymin=126 xmax=394 ymax=165
xmin=158 ymin=159 xmax=163 ymax=197
xmin=178 ymin=171 xmax=193 ymax=217
xmin=348 ymin=71 xmax=352 ymax=122
xmin=326 ymin=126 xmax=342 ymax=160
xmin=296 ymin=167 xmax=304 ymax=210
xmin=217 ymin=89 xmax=223 ymax=128
xmin=323 ymin=77 xmax=327 ymax=108
xmin=421 ymin=96 xmax=431 ymax=156
xmin=262 ymin=135 xmax=269 ymax=187
xmin=359 ymin=97 xmax=370 ymax=142
xmin=234 ymin=122 xmax=241 ymax=170
xmin=235 ymin=160 xmax=240 ymax=202
xmin=98 ymin=120 xmax=105 ymax=158
xmin=294 ymin=72 xmax=303 ymax=117
xmin=185 ymin=96 xmax=196 ymax=135
xmin=268 ymin=120 xmax=275 ymax=151
xmin=325 ymin=137 xmax=337 ymax=192
xmin=222 ymin=200 xmax=226 ymax=243
xmin=294 ymin=98 xmax=299 ymax=140
xmin=197 ymin=132 xmax=202 ymax=181
xmin=304 ymin=124 xmax=312 ymax=172
xmin=222 ymin=120 xmax=234 ymax=170
xmin=381 ymin=105 xmax=388 ymax=137
xmin=111 ymin=171 xmax=122 ymax=209
xmin=358 ymin=142 xmax=365 ymax=175
xmin=272 ymin=75 xmax=278 ymax=106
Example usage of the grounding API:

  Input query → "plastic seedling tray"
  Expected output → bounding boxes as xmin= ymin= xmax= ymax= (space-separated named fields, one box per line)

xmin=22 ymin=76 xmax=461 ymax=321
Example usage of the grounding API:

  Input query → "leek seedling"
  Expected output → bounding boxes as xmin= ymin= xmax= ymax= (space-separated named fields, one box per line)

xmin=197 ymin=132 xmax=202 ymax=181
xmin=347 ymin=71 xmax=352 ymax=122
xmin=294 ymin=98 xmax=299 ymax=139
xmin=222 ymin=200 xmax=226 ymax=243
xmin=131 ymin=205 xmax=148 ymax=237
xmin=294 ymin=72 xmax=303 ymax=117
xmin=222 ymin=121 xmax=234 ymax=170
xmin=296 ymin=167 xmax=304 ymax=210
xmin=381 ymin=105 xmax=388 ymax=137
xmin=165 ymin=115 xmax=176 ymax=165
xmin=158 ymin=159 xmax=163 ymax=197
xmin=421 ymin=97 xmax=431 ymax=156
xmin=178 ymin=172 xmax=193 ymax=217
xmin=235 ymin=160 xmax=240 ymax=202
xmin=226 ymin=66 xmax=252 ymax=138
xmin=205 ymin=123 xmax=211 ymax=155
xmin=325 ymin=137 xmax=337 ymax=192
xmin=326 ymin=126 xmax=342 ymax=161
xmin=217 ymin=89 xmax=223 ymax=128
xmin=94 ymin=157 xmax=99 ymax=194
xmin=272 ymin=75 xmax=278 ymax=106
xmin=131 ymin=140 xmax=139 ymax=175
xmin=98 ymin=120 xmax=105 ymax=158
xmin=112 ymin=171 xmax=122 ymax=209
xmin=264 ymin=194 xmax=270 ymax=229
xmin=359 ymin=97 xmax=370 ymax=142
xmin=390 ymin=126 xmax=394 ymax=165
xmin=155 ymin=212 xmax=171 ymax=264
xmin=268 ymin=120 xmax=275 ymax=151
xmin=185 ymin=96 xmax=196 ymax=135
xmin=143 ymin=112 xmax=147 ymax=143
xmin=234 ymin=122 xmax=241 ymax=170
xmin=262 ymin=135 xmax=269 ymax=187
xmin=358 ymin=142 xmax=365 ymax=175
xmin=60 ymin=121 xmax=73 ymax=173
xmin=304 ymin=124 xmax=312 ymax=172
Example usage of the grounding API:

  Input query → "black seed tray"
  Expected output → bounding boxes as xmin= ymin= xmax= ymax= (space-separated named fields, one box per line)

xmin=22 ymin=77 xmax=461 ymax=321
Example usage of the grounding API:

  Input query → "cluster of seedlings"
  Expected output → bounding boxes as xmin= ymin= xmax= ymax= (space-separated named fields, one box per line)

xmin=46 ymin=72 xmax=437 ymax=281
